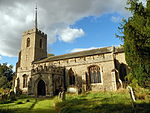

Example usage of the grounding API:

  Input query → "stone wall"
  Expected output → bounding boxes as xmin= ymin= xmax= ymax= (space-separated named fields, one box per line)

xmin=33 ymin=51 xmax=118 ymax=92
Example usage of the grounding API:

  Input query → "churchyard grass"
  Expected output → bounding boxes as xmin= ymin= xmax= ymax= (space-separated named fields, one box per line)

xmin=0 ymin=90 xmax=150 ymax=113
xmin=55 ymin=90 xmax=150 ymax=113
xmin=0 ymin=97 xmax=56 ymax=113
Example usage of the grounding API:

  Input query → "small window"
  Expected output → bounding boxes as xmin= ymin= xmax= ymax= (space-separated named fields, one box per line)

xmin=40 ymin=39 xmax=42 ymax=48
xmin=89 ymin=65 xmax=102 ymax=83
xmin=27 ymin=38 xmax=30 ymax=47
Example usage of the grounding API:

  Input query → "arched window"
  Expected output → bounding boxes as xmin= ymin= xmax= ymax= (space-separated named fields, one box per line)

xmin=89 ymin=65 xmax=101 ymax=83
xmin=27 ymin=38 xmax=30 ymax=47
xmin=23 ymin=74 xmax=28 ymax=88
xmin=68 ymin=68 xmax=75 ymax=85
xmin=40 ymin=39 xmax=42 ymax=48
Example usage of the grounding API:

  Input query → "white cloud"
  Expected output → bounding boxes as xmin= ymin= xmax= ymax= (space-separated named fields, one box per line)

xmin=58 ymin=28 xmax=85 ymax=42
xmin=111 ymin=16 xmax=122 ymax=23
xmin=70 ymin=47 xmax=100 ymax=53
xmin=0 ymin=0 xmax=135 ymax=57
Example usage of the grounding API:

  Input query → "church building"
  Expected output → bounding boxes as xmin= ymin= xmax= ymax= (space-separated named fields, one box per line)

xmin=14 ymin=7 xmax=128 ymax=97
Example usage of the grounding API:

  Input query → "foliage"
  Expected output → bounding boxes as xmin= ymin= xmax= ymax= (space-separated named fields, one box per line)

xmin=0 ymin=63 xmax=14 ymax=89
xmin=0 ymin=76 xmax=8 ymax=89
xmin=117 ymin=0 xmax=150 ymax=87
xmin=125 ymin=73 xmax=140 ymax=88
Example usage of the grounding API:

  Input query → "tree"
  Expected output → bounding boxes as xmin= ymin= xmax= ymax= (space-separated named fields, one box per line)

xmin=0 ymin=63 xmax=14 ymax=89
xmin=117 ymin=0 xmax=150 ymax=87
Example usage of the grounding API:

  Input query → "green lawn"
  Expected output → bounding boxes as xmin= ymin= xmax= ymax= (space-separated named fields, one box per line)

xmin=55 ymin=91 xmax=150 ymax=113
xmin=0 ymin=90 xmax=150 ymax=113
xmin=0 ymin=98 xmax=56 ymax=113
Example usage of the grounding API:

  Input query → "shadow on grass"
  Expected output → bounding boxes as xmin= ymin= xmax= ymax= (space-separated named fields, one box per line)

xmin=0 ymin=98 xmax=56 ymax=113
xmin=0 ymin=108 xmax=56 ymax=113
xmin=29 ymin=99 xmax=37 ymax=110
xmin=29 ymin=108 xmax=55 ymax=113
xmin=55 ymin=98 xmax=150 ymax=113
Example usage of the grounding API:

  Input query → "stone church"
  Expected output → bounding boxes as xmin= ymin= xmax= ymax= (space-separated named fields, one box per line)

xmin=14 ymin=8 xmax=128 ymax=97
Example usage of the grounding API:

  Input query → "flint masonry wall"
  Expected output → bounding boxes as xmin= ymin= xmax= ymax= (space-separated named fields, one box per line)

xmin=33 ymin=49 xmax=118 ymax=91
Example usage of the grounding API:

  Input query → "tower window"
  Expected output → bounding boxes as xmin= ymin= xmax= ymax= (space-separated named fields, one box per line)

xmin=23 ymin=74 xmax=28 ymax=88
xmin=89 ymin=65 xmax=102 ymax=83
xmin=40 ymin=39 xmax=42 ymax=48
xmin=27 ymin=38 xmax=30 ymax=47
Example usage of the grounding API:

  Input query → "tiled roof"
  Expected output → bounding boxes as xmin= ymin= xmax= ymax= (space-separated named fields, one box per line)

xmin=34 ymin=46 xmax=124 ymax=64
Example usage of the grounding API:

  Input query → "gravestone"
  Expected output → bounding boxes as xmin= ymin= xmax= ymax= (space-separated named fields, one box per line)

xmin=77 ymin=88 xmax=82 ymax=95
xmin=58 ymin=91 xmax=61 ymax=99
xmin=61 ymin=91 xmax=65 ymax=101
xmin=127 ymin=86 xmax=136 ymax=102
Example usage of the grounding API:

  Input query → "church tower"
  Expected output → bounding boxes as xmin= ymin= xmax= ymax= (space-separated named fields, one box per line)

xmin=18 ymin=6 xmax=47 ymax=70
xmin=15 ymin=6 xmax=47 ymax=92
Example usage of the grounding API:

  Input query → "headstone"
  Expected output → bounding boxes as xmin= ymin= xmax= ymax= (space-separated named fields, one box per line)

xmin=61 ymin=91 xmax=65 ymax=101
xmin=127 ymin=86 xmax=136 ymax=102
xmin=119 ymin=79 xmax=123 ymax=88
xmin=77 ymin=88 xmax=82 ymax=95
xmin=58 ymin=91 xmax=62 ymax=99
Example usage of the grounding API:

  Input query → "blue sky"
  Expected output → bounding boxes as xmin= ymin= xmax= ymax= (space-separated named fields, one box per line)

xmin=0 ymin=0 xmax=145 ymax=71
xmin=51 ymin=14 xmax=123 ymax=55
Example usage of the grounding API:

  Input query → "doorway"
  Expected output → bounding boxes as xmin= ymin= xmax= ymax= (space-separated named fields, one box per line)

xmin=37 ymin=80 xmax=46 ymax=96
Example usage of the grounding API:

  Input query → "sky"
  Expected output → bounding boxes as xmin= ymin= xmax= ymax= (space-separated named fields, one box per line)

xmin=0 ymin=0 xmax=146 ymax=71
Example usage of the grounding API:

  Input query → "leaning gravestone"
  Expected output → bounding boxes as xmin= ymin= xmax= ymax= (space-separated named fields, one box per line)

xmin=127 ymin=86 xmax=136 ymax=102
xmin=61 ymin=91 xmax=65 ymax=101
xmin=58 ymin=91 xmax=62 ymax=99
xmin=127 ymin=86 xmax=136 ymax=110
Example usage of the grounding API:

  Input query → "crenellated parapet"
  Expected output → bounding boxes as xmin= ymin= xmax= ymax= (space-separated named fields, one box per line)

xmin=22 ymin=28 xmax=47 ymax=38
xmin=35 ymin=29 xmax=47 ymax=37
xmin=31 ymin=64 xmax=65 ymax=75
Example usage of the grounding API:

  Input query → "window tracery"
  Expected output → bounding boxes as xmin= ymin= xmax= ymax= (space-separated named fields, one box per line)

xmin=89 ymin=65 xmax=102 ymax=83
xmin=23 ymin=74 xmax=28 ymax=88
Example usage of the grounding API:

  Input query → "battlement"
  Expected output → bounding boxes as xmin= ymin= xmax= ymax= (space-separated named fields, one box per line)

xmin=22 ymin=28 xmax=47 ymax=37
